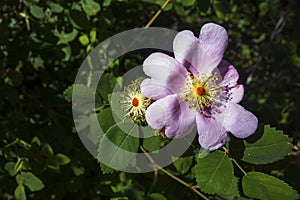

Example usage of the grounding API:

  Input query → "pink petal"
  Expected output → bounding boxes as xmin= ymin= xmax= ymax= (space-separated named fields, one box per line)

xmin=173 ymin=30 xmax=215 ymax=75
xmin=217 ymin=60 xmax=244 ymax=103
xmin=222 ymin=102 xmax=258 ymax=138
xmin=198 ymin=23 xmax=228 ymax=72
xmin=230 ymin=84 xmax=244 ymax=103
xmin=141 ymin=79 xmax=173 ymax=100
xmin=145 ymin=94 xmax=195 ymax=138
xmin=196 ymin=113 xmax=230 ymax=151
xmin=219 ymin=63 xmax=239 ymax=87
xmin=142 ymin=53 xmax=187 ymax=100
xmin=173 ymin=30 xmax=198 ymax=67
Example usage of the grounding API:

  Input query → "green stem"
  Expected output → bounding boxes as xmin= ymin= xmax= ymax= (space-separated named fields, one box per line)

xmin=140 ymin=146 xmax=209 ymax=200
xmin=1 ymin=138 xmax=20 ymax=150
xmin=223 ymin=147 xmax=247 ymax=175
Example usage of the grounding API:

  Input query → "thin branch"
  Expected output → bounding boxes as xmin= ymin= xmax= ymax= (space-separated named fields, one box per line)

xmin=140 ymin=146 xmax=209 ymax=200
xmin=223 ymin=147 xmax=247 ymax=175
xmin=144 ymin=0 xmax=171 ymax=28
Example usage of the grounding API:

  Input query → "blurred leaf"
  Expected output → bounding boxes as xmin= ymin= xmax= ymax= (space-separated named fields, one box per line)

xmin=242 ymin=172 xmax=299 ymax=200
xmin=79 ymin=34 xmax=89 ymax=46
xmin=242 ymin=125 xmax=293 ymax=164
xmin=259 ymin=2 xmax=269 ymax=16
xmin=54 ymin=153 xmax=71 ymax=165
xmin=31 ymin=136 xmax=41 ymax=146
xmin=181 ymin=0 xmax=195 ymax=7
xmin=63 ymin=85 xmax=73 ymax=102
xmin=47 ymin=1 xmax=63 ymax=13
xmin=195 ymin=150 xmax=234 ymax=194
xmin=21 ymin=172 xmax=45 ymax=192
xmin=41 ymin=144 xmax=54 ymax=157
xmin=173 ymin=156 xmax=193 ymax=174
xmin=81 ymin=0 xmax=101 ymax=16
xmin=61 ymin=45 xmax=72 ymax=61
xmin=4 ymin=162 xmax=18 ymax=176
xmin=89 ymin=28 xmax=97 ymax=43
xmin=57 ymin=29 xmax=78 ymax=45
xmin=103 ymin=0 xmax=112 ymax=7
xmin=14 ymin=184 xmax=26 ymax=200
xmin=148 ymin=193 xmax=167 ymax=200
xmin=30 ymin=5 xmax=45 ymax=19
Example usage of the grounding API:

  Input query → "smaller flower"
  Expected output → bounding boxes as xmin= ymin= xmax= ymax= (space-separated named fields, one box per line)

xmin=120 ymin=79 xmax=152 ymax=126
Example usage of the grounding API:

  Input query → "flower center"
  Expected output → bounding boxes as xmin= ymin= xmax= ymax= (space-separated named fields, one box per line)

xmin=120 ymin=79 xmax=152 ymax=126
xmin=132 ymin=97 xmax=139 ymax=107
xmin=180 ymin=72 xmax=227 ymax=115
xmin=196 ymin=86 xmax=206 ymax=96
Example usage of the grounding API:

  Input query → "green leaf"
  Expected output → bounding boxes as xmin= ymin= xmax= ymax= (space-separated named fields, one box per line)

xmin=195 ymin=150 xmax=234 ymax=194
xmin=47 ymin=1 xmax=63 ymax=13
xmin=242 ymin=172 xmax=299 ymax=200
xmin=97 ymin=73 xmax=117 ymax=102
xmin=63 ymin=85 xmax=73 ymax=102
xmin=57 ymin=29 xmax=78 ymax=45
xmin=242 ymin=125 xmax=293 ymax=164
xmin=89 ymin=28 xmax=97 ymax=43
xmin=62 ymin=45 xmax=72 ymax=61
xmin=259 ymin=2 xmax=269 ymax=16
xmin=81 ymin=0 xmax=101 ymax=16
xmin=21 ymin=172 xmax=45 ymax=192
xmin=173 ymin=156 xmax=193 ymax=174
xmin=30 ymin=5 xmax=45 ymax=19
xmin=4 ymin=162 xmax=18 ymax=176
xmin=103 ymin=0 xmax=112 ymax=7
xmin=148 ymin=193 xmax=167 ymax=200
xmin=79 ymin=34 xmax=89 ymax=46
xmin=181 ymin=0 xmax=195 ymax=7
xmin=31 ymin=136 xmax=41 ymax=146
xmin=54 ymin=153 xmax=71 ymax=165
xmin=41 ymin=144 xmax=54 ymax=157
xmin=97 ymin=107 xmax=115 ymax=132
xmin=97 ymin=123 xmax=139 ymax=173
xmin=14 ymin=184 xmax=26 ymax=200
xmin=220 ymin=177 xmax=240 ymax=199
xmin=142 ymin=136 xmax=161 ymax=152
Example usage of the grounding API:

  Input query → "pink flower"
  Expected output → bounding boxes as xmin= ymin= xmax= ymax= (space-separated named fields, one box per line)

xmin=141 ymin=23 xmax=258 ymax=151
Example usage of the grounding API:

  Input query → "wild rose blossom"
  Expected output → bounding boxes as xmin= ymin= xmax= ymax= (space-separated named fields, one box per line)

xmin=140 ymin=23 xmax=258 ymax=150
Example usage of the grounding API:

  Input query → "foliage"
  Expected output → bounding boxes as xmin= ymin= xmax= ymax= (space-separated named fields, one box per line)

xmin=1 ymin=0 xmax=300 ymax=199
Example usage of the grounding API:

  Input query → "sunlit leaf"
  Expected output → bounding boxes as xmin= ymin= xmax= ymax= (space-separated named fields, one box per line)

xmin=14 ymin=184 xmax=26 ymax=200
xmin=81 ymin=0 xmax=101 ymax=16
xmin=242 ymin=172 xmax=299 ymax=200
xmin=79 ymin=34 xmax=89 ymax=46
xmin=4 ymin=162 xmax=18 ymax=176
xmin=21 ymin=172 xmax=45 ymax=192
xmin=195 ymin=150 xmax=234 ymax=194
xmin=30 ymin=5 xmax=45 ymax=19
xmin=242 ymin=125 xmax=293 ymax=164
xmin=98 ymin=123 xmax=139 ymax=173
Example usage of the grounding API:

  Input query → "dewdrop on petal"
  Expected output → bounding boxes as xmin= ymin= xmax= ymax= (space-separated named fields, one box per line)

xmin=120 ymin=79 xmax=152 ymax=126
